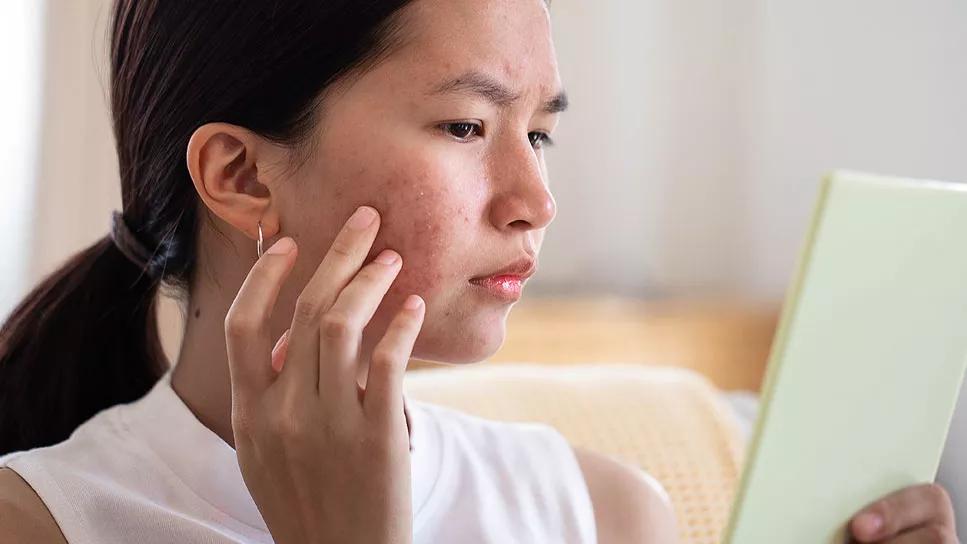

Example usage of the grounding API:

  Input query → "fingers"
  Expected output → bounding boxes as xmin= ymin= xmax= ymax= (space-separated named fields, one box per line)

xmin=850 ymin=483 xmax=956 ymax=542
xmin=319 ymin=248 xmax=403 ymax=402
xmin=882 ymin=524 xmax=958 ymax=544
xmin=224 ymin=237 xmax=298 ymax=405
xmin=278 ymin=206 xmax=380 ymax=395
xmin=364 ymin=294 xmax=425 ymax=425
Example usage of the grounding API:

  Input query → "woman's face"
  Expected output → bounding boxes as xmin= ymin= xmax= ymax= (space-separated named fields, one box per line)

xmin=275 ymin=0 xmax=564 ymax=365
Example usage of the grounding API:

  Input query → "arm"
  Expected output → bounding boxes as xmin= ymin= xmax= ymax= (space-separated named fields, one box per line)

xmin=572 ymin=445 xmax=680 ymax=544
xmin=0 ymin=467 xmax=68 ymax=544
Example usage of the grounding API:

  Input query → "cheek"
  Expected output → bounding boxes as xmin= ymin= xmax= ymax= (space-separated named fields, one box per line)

xmin=314 ymin=144 xmax=502 ymax=363
xmin=367 ymin=159 xmax=476 ymax=302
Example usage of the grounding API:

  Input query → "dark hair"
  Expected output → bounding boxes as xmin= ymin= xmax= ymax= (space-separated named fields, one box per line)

xmin=0 ymin=0 xmax=415 ymax=455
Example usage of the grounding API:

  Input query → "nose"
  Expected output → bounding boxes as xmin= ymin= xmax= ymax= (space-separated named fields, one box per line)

xmin=487 ymin=137 xmax=557 ymax=232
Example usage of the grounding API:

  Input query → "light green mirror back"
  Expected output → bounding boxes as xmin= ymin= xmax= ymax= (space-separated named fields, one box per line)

xmin=722 ymin=171 xmax=967 ymax=543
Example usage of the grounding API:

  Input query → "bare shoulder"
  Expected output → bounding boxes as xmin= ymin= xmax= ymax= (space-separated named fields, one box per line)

xmin=571 ymin=445 xmax=680 ymax=544
xmin=0 ymin=467 xmax=68 ymax=544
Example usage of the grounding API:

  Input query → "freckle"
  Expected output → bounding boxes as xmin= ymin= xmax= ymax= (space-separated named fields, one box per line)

xmin=194 ymin=308 xmax=201 ymax=318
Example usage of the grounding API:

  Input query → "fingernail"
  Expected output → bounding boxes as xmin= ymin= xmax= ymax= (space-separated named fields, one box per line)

xmin=272 ymin=329 xmax=289 ymax=352
xmin=348 ymin=206 xmax=377 ymax=230
xmin=856 ymin=512 xmax=883 ymax=534
xmin=375 ymin=249 xmax=399 ymax=265
xmin=266 ymin=237 xmax=294 ymax=255
xmin=404 ymin=295 xmax=423 ymax=310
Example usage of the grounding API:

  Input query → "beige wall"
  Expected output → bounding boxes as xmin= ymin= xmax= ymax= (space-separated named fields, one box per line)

xmin=0 ymin=2 xmax=43 ymax=314
xmin=27 ymin=0 xmax=119 ymax=283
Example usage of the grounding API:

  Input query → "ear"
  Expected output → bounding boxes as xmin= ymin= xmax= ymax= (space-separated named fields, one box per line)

xmin=185 ymin=122 xmax=284 ymax=242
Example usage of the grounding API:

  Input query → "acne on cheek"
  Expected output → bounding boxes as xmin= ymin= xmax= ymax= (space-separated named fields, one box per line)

xmin=370 ymin=174 xmax=467 ymax=305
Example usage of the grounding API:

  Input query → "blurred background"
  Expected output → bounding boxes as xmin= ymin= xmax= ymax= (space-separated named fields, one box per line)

xmin=3 ymin=0 xmax=967 ymax=538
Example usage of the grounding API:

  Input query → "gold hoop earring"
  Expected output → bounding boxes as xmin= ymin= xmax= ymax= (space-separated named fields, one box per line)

xmin=257 ymin=220 xmax=264 ymax=259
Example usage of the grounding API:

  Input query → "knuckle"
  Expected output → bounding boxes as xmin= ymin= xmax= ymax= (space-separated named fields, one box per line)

xmin=359 ymin=264 xmax=390 ymax=284
xmin=328 ymin=239 xmax=355 ymax=259
xmin=371 ymin=346 xmax=400 ymax=368
xmin=320 ymin=311 xmax=356 ymax=340
xmin=923 ymin=523 xmax=953 ymax=544
xmin=293 ymin=297 xmax=321 ymax=326
xmin=270 ymin=410 xmax=305 ymax=441
xmin=224 ymin=310 xmax=259 ymax=340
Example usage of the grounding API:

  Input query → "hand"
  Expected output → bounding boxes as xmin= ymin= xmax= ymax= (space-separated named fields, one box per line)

xmin=224 ymin=205 xmax=425 ymax=544
xmin=849 ymin=483 xmax=959 ymax=543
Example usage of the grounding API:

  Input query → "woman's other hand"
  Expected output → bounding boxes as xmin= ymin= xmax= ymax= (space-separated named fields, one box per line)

xmin=224 ymin=205 xmax=424 ymax=544
xmin=849 ymin=482 xmax=959 ymax=543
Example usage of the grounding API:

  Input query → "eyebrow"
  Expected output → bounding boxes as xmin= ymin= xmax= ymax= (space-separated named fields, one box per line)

xmin=428 ymin=70 xmax=569 ymax=114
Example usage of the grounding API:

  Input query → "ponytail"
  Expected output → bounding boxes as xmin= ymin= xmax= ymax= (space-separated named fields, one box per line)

xmin=0 ymin=236 xmax=167 ymax=454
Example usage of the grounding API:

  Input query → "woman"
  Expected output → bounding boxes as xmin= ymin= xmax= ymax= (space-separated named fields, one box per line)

xmin=0 ymin=0 xmax=957 ymax=542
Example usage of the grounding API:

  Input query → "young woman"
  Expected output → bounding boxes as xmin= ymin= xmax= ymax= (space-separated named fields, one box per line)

xmin=0 ymin=1 xmax=957 ymax=543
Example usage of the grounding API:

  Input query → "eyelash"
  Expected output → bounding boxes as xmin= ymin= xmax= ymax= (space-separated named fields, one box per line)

xmin=440 ymin=122 xmax=555 ymax=149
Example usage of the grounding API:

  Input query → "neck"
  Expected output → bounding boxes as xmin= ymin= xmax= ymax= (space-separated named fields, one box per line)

xmin=169 ymin=263 xmax=405 ymax=450
xmin=170 ymin=279 xmax=240 ymax=447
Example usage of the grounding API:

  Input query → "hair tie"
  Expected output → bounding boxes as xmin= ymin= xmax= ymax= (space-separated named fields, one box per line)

xmin=109 ymin=210 xmax=158 ymax=278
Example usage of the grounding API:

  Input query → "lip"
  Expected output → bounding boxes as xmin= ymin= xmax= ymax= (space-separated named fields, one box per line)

xmin=470 ymin=257 xmax=537 ymax=281
xmin=469 ymin=257 xmax=536 ymax=302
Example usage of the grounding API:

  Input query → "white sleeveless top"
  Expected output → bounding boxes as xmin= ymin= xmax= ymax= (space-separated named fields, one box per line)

xmin=0 ymin=368 xmax=597 ymax=543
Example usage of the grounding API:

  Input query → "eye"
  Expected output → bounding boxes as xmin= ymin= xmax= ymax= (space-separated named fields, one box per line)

xmin=528 ymin=131 xmax=554 ymax=149
xmin=441 ymin=122 xmax=483 ymax=142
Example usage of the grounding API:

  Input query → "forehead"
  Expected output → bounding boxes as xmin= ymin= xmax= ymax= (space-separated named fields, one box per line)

xmin=392 ymin=0 xmax=561 ymax=94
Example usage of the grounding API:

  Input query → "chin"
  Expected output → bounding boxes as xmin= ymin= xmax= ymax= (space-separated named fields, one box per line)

xmin=412 ymin=314 xmax=508 ymax=365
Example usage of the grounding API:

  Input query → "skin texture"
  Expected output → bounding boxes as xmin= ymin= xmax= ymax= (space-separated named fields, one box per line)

xmin=0 ymin=0 xmax=958 ymax=542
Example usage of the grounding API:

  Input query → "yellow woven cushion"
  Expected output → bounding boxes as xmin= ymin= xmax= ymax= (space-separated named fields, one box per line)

xmin=403 ymin=362 xmax=746 ymax=544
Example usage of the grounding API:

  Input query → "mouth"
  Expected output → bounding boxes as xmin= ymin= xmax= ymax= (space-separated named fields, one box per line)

xmin=469 ymin=257 xmax=536 ymax=302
